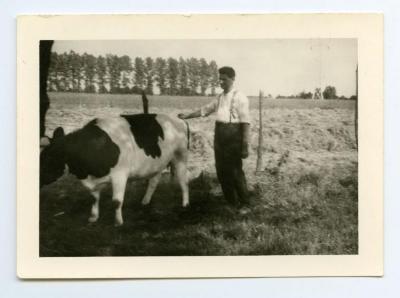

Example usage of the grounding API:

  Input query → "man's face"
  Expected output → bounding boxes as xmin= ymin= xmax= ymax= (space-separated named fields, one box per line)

xmin=219 ymin=73 xmax=234 ymax=92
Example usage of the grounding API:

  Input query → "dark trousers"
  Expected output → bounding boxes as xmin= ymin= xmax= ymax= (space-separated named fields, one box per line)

xmin=214 ymin=122 xmax=249 ymax=205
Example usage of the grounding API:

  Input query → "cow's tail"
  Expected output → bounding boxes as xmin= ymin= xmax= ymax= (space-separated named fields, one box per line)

xmin=169 ymin=119 xmax=190 ymax=182
xmin=184 ymin=120 xmax=190 ymax=150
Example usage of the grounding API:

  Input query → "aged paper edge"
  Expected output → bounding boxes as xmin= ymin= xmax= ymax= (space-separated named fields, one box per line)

xmin=16 ymin=14 xmax=383 ymax=279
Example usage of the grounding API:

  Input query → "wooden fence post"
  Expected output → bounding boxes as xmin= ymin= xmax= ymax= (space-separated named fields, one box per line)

xmin=256 ymin=90 xmax=264 ymax=173
xmin=142 ymin=91 xmax=149 ymax=114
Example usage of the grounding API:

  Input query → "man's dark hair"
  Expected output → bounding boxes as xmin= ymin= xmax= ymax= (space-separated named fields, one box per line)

xmin=218 ymin=66 xmax=236 ymax=79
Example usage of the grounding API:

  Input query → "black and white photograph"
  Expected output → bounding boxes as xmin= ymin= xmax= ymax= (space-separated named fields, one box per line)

xmin=39 ymin=38 xmax=358 ymax=257
xmin=17 ymin=14 xmax=383 ymax=278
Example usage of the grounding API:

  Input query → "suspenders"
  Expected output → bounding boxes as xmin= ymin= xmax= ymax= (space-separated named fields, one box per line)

xmin=217 ymin=90 xmax=238 ymax=123
xmin=230 ymin=90 xmax=238 ymax=123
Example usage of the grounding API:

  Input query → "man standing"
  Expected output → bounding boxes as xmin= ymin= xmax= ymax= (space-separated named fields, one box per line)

xmin=39 ymin=40 xmax=54 ymax=146
xmin=178 ymin=66 xmax=251 ymax=208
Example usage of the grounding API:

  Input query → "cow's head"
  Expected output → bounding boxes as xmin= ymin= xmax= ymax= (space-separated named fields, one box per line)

xmin=40 ymin=127 xmax=66 ymax=187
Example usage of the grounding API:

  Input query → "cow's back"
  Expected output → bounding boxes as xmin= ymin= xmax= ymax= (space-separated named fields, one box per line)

xmin=95 ymin=114 xmax=187 ymax=179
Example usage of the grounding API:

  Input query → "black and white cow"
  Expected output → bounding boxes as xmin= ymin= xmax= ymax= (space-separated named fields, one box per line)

xmin=40 ymin=113 xmax=190 ymax=226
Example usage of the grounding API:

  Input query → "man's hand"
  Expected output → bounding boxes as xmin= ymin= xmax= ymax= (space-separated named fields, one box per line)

xmin=178 ymin=110 xmax=201 ymax=120
xmin=178 ymin=113 xmax=186 ymax=119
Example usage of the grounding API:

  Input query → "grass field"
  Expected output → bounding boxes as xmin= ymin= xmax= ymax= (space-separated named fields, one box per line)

xmin=40 ymin=92 xmax=358 ymax=256
xmin=47 ymin=92 xmax=356 ymax=110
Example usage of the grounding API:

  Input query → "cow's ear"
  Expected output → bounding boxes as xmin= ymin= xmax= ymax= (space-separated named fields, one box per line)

xmin=53 ymin=127 xmax=65 ymax=140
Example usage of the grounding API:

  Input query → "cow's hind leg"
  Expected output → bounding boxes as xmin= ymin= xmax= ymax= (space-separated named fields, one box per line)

xmin=111 ymin=173 xmax=128 ymax=227
xmin=174 ymin=160 xmax=189 ymax=207
xmin=141 ymin=172 xmax=162 ymax=206
xmin=88 ymin=189 xmax=101 ymax=223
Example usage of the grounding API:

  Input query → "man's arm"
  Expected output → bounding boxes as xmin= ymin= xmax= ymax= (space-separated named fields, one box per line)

xmin=178 ymin=99 xmax=218 ymax=120
xmin=240 ymin=123 xmax=250 ymax=159
xmin=178 ymin=110 xmax=202 ymax=120
xmin=237 ymin=93 xmax=251 ymax=159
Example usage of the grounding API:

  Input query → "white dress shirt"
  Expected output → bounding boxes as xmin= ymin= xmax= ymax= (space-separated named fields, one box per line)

xmin=200 ymin=88 xmax=250 ymax=124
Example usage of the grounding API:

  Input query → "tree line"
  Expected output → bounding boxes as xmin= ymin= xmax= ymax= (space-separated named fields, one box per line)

xmin=276 ymin=86 xmax=357 ymax=100
xmin=47 ymin=51 xmax=220 ymax=96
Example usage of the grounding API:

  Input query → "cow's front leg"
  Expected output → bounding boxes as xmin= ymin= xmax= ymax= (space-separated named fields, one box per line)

xmin=111 ymin=173 xmax=128 ymax=227
xmin=141 ymin=172 xmax=162 ymax=206
xmin=88 ymin=189 xmax=101 ymax=223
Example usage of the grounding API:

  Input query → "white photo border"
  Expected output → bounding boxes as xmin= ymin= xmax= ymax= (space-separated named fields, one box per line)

xmin=17 ymin=14 xmax=383 ymax=279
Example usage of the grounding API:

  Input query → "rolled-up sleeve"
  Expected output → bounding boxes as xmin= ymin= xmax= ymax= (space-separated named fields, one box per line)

xmin=237 ymin=93 xmax=250 ymax=123
xmin=200 ymin=99 xmax=218 ymax=117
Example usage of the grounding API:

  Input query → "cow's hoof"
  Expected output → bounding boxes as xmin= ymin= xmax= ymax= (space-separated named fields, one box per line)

xmin=88 ymin=216 xmax=99 ymax=223
xmin=114 ymin=220 xmax=123 ymax=227
xmin=141 ymin=199 xmax=151 ymax=206
xmin=141 ymin=201 xmax=151 ymax=207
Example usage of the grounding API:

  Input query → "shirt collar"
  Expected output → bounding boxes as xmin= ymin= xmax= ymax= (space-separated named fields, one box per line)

xmin=222 ymin=88 xmax=236 ymax=96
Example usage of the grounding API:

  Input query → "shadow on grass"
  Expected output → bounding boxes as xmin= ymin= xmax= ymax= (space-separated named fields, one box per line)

xmin=40 ymin=165 xmax=358 ymax=256
xmin=40 ymin=173 xmax=241 ymax=256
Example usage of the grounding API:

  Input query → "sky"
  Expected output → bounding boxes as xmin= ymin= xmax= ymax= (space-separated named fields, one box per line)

xmin=53 ymin=39 xmax=357 ymax=97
